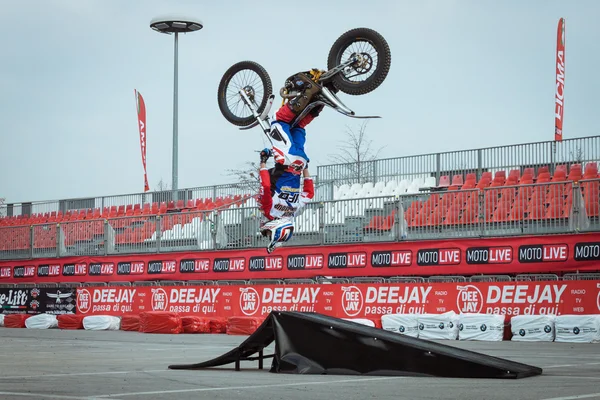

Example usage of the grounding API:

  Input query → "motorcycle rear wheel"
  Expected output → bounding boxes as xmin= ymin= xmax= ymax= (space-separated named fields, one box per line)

xmin=327 ymin=28 xmax=391 ymax=96
xmin=217 ymin=61 xmax=273 ymax=127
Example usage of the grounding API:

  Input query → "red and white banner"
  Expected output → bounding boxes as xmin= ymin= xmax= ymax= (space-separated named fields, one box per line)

xmin=135 ymin=89 xmax=150 ymax=192
xmin=1 ymin=233 xmax=599 ymax=284
xmin=555 ymin=17 xmax=566 ymax=141
xmin=76 ymin=280 xmax=600 ymax=319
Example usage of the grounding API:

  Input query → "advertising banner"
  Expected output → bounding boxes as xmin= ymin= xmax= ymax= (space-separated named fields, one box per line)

xmin=1 ymin=234 xmax=599 ymax=285
xmin=1 ymin=287 xmax=76 ymax=315
xmin=76 ymin=280 xmax=600 ymax=319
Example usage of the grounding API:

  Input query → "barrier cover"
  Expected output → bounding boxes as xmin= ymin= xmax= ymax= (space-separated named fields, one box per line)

xmin=169 ymin=311 xmax=543 ymax=379
xmin=2 ymin=233 xmax=600 ymax=284
xmin=139 ymin=312 xmax=182 ymax=334
xmin=120 ymin=314 xmax=141 ymax=331
xmin=226 ymin=316 xmax=265 ymax=335
xmin=25 ymin=313 xmax=58 ymax=329
xmin=458 ymin=313 xmax=504 ymax=341
xmin=83 ymin=315 xmax=121 ymax=331
xmin=417 ymin=311 xmax=460 ymax=340
xmin=57 ymin=314 xmax=84 ymax=330
xmin=3 ymin=314 xmax=31 ymax=328
xmin=182 ymin=316 xmax=210 ymax=333
xmin=511 ymin=315 xmax=556 ymax=341
xmin=209 ymin=317 xmax=228 ymax=333
xmin=381 ymin=314 xmax=420 ymax=337
xmin=75 ymin=280 xmax=600 ymax=320
xmin=555 ymin=314 xmax=600 ymax=343
xmin=343 ymin=318 xmax=376 ymax=327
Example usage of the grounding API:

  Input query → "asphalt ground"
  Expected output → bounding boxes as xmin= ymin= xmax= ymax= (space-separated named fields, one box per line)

xmin=0 ymin=328 xmax=599 ymax=400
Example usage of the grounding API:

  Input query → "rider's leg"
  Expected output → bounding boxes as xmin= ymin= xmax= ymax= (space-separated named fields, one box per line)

xmin=270 ymin=120 xmax=308 ymax=169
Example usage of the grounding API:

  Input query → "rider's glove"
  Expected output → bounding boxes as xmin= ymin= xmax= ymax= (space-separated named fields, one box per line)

xmin=260 ymin=148 xmax=272 ymax=164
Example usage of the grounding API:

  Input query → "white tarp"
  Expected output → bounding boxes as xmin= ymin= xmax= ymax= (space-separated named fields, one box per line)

xmin=381 ymin=314 xmax=419 ymax=337
xmin=83 ymin=316 xmax=121 ymax=331
xmin=511 ymin=315 xmax=555 ymax=341
xmin=555 ymin=315 xmax=600 ymax=343
xmin=458 ymin=313 xmax=504 ymax=341
xmin=25 ymin=313 xmax=58 ymax=329
xmin=418 ymin=311 xmax=459 ymax=340
xmin=343 ymin=318 xmax=375 ymax=327
xmin=0 ymin=314 xmax=4 ymax=327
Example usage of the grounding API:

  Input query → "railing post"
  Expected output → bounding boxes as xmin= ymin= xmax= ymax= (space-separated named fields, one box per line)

xmin=477 ymin=149 xmax=483 ymax=181
xmin=157 ymin=216 xmax=162 ymax=253
xmin=478 ymin=190 xmax=485 ymax=237
xmin=435 ymin=153 xmax=441 ymax=186
xmin=56 ymin=223 xmax=61 ymax=258
xmin=572 ymin=183 xmax=581 ymax=233
xmin=318 ymin=202 xmax=325 ymax=245
xmin=29 ymin=226 xmax=34 ymax=259
xmin=394 ymin=198 xmax=401 ymax=242
xmin=103 ymin=220 xmax=109 ymax=256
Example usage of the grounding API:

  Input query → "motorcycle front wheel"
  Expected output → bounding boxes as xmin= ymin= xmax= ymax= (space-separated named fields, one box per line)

xmin=217 ymin=61 xmax=273 ymax=127
xmin=327 ymin=28 xmax=391 ymax=96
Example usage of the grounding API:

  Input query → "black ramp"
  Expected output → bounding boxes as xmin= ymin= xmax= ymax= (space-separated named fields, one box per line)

xmin=169 ymin=312 xmax=542 ymax=379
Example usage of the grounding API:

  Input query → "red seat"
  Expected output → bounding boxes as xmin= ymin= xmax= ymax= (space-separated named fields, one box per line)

xmin=438 ymin=175 xmax=450 ymax=188
xmin=448 ymin=175 xmax=463 ymax=190
xmin=443 ymin=202 xmax=462 ymax=225
xmin=142 ymin=203 xmax=151 ymax=215
xmin=491 ymin=200 xmax=511 ymax=222
xmin=583 ymin=162 xmax=598 ymax=179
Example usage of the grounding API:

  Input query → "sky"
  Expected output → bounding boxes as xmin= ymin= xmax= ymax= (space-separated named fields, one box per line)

xmin=0 ymin=0 xmax=598 ymax=205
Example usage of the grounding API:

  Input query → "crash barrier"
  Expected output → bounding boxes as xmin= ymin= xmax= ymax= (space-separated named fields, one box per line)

xmin=3 ymin=310 xmax=598 ymax=343
xmin=2 ymin=233 xmax=600 ymax=285
xmin=1 ymin=178 xmax=598 ymax=261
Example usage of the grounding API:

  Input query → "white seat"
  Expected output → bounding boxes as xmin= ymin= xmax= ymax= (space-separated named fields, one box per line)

xmin=335 ymin=184 xmax=350 ymax=200
xmin=385 ymin=180 xmax=398 ymax=190
xmin=347 ymin=183 xmax=363 ymax=199
xmin=423 ymin=176 xmax=437 ymax=189
xmin=372 ymin=181 xmax=386 ymax=197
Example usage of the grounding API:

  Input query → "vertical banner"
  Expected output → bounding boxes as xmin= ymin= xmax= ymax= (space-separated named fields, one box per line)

xmin=135 ymin=89 xmax=150 ymax=192
xmin=555 ymin=18 xmax=565 ymax=141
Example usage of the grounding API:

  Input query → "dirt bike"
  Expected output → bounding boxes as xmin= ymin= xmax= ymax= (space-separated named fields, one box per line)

xmin=217 ymin=27 xmax=392 ymax=139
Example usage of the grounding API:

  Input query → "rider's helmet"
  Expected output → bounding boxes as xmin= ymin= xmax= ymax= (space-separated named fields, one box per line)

xmin=260 ymin=219 xmax=294 ymax=253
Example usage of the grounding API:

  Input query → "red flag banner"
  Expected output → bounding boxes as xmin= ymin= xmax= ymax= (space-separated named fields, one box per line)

xmin=135 ymin=90 xmax=150 ymax=192
xmin=555 ymin=18 xmax=565 ymax=141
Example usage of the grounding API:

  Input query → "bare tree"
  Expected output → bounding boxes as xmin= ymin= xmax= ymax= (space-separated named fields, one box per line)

xmin=225 ymin=161 xmax=261 ymax=194
xmin=155 ymin=178 xmax=170 ymax=191
xmin=329 ymin=121 xmax=383 ymax=184
xmin=0 ymin=197 xmax=5 ymax=217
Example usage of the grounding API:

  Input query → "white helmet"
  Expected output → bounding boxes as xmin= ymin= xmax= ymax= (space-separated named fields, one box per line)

xmin=260 ymin=219 xmax=294 ymax=253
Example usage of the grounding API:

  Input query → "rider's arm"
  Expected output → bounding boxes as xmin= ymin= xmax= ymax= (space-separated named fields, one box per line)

xmin=302 ymin=168 xmax=315 ymax=200
xmin=259 ymin=164 xmax=273 ymax=217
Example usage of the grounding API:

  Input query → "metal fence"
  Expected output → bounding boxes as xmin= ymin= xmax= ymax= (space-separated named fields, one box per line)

xmin=0 ymin=179 xmax=598 ymax=260
xmin=316 ymin=135 xmax=600 ymax=199
xmin=3 ymin=135 xmax=598 ymax=217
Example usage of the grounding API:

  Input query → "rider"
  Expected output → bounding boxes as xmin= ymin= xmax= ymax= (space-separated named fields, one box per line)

xmin=257 ymin=149 xmax=314 ymax=253
xmin=268 ymin=70 xmax=326 ymax=175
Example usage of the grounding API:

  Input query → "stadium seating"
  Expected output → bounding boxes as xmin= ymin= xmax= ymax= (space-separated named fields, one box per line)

xmin=0 ymin=163 xmax=598 ymax=251
xmin=0 ymin=195 xmax=252 ymax=250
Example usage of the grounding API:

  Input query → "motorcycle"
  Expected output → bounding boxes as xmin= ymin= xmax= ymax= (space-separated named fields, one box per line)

xmin=217 ymin=27 xmax=392 ymax=140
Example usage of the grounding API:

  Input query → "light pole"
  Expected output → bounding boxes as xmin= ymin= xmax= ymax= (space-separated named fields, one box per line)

xmin=150 ymin=16 xmax=203 ymax=197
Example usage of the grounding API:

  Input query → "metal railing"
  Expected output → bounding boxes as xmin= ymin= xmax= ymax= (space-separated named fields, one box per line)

xmin=316 ymin=135 xmax=600 ymax=198
xmin=0 ymin=180 xmax=598 ymax=260
xmin=3 ymin=135 xmax=598 ymax=217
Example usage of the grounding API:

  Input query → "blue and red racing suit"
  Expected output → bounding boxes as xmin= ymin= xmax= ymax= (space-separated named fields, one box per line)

xmin=269 ymin=104 xmax=319 ymax=175
xmin=258 ymin=167 xmax=315 ymax=221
